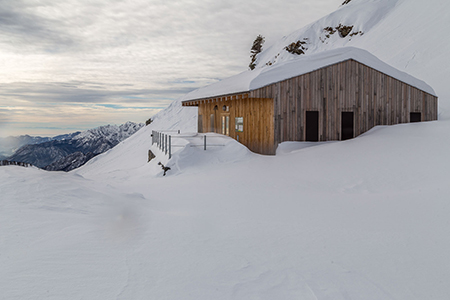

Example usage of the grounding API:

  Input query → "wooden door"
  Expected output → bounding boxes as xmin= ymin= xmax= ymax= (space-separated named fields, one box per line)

xmin=305 ymin=111 xmax=319 ymax=141
xmin=341 ymin=112 xmax=354 ymax=140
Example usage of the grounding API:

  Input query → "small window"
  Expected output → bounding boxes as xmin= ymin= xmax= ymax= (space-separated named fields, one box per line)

xmin=235 ymin=117 xmax=244 ymax=132
xmin=410 ymin=112 xmax=421 ymax=123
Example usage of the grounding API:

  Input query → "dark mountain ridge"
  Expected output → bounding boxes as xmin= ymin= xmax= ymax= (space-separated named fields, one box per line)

xmin=0 ymin=132 xmax=80 ymax=160
xmin=7 ymin=122 xmax=143 ymax=171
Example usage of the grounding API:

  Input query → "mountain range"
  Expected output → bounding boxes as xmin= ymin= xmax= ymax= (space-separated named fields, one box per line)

xmin=5 ymin=121 xmax=143 ymax=171
xmin=0 ymin=132 xmax=80 ymax=160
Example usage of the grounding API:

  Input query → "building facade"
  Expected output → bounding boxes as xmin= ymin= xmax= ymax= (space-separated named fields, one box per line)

xmin=182 ymin=49 xmax=438 ymax=155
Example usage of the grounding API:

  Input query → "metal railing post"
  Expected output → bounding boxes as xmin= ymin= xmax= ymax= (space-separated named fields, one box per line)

xmin=165 ymin=134 xmax=168 ymax=155
xmin=204 ymin=135 xmax=206 ymax=150
xmin=169 ymin=136 xmax=172 ymax=159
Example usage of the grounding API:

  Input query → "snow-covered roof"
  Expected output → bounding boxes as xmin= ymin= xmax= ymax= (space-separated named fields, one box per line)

xmin=181 ymin=47 xmax=437 ymax=102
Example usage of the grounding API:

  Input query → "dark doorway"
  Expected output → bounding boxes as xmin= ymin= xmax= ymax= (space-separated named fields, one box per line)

xmin=198 ymin=115 xmax=203 ymax=133
xmin=210 ymin=114 xmax=214 ymax=132
xmin=341 ymin=112 xmax=354 ymax=140
xmin=305 ymin=111 xmax=319 ymax=141
xmin=410 ymin=112 xmax=421 ymax=123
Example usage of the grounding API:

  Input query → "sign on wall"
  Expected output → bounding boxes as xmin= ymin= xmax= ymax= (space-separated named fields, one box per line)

xmin=235 ymin=117 xmax=244 ymax=132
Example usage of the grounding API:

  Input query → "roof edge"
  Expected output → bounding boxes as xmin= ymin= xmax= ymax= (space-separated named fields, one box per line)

xmin=181 ymin=47 xmax=437 ymax=102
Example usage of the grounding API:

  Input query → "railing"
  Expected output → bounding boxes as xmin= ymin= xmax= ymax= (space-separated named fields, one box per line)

xmin=0 ymin=160 xmax=33 ymax=167
xmin=151 ymin=130 xmax=225 ymax=159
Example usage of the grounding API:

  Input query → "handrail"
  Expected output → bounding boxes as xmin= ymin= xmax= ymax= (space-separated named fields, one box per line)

xmin=151 ymin=130 xmax=225 ymax=159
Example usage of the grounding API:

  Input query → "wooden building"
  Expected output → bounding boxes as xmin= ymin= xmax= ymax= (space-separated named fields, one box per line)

xmin=182 ymin=47 xmax=438 ymax=155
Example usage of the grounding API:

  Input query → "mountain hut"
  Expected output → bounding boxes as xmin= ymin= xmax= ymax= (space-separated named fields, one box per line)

xmin=181 ymin=47 xmax=438 ymax=155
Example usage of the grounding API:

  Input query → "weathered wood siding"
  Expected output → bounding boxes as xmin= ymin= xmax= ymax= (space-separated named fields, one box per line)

xmin=197 ymin=97 xmax=275 ymax=154
xmin=250 ymin=59 xmax=438 ymax=145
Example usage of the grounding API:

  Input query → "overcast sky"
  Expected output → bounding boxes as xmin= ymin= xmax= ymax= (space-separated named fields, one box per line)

xmin=0 ymin=0 xmax=339 ymax=137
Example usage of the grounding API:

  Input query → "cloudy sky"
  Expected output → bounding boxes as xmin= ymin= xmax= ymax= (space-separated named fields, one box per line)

xmin=0 ymin=0 xmax=339 ymax=137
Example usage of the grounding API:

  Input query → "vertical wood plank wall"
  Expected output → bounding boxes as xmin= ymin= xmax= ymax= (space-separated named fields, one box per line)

xmin=197 ymin=97 xmax=275 ymax=154
xmin=250 ymin=59 xmax=438 ymax=145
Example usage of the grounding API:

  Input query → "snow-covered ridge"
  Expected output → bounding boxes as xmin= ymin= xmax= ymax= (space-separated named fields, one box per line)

xmin=73 ymin=121 xmax=143 ymax=143
xmin=182 ymin=47 xmax=436 ymax=102
xmin=255 ymin=0 xmax=399 ymax=68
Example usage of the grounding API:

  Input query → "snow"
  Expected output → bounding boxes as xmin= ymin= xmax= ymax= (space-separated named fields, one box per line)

xmin=256 ymin=0 xmax=400 ymax=67
xmin=78 ymin=100 xmax=197 ymax=177
xmin=2 ymin=0 xmax=450 ymax=299
xmin=182 ymin=47 xmax=436 ymax=102
xmin=2 ymin=119 xmax=450 ymax=299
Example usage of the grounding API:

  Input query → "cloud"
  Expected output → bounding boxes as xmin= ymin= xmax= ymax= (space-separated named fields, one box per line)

xmin=0 ymin=0 xmax=81 ymax=53
xmin=0 ymin=0 xmax=339 ymax=136
xmin=0 ymin=81 xmax=195 ymax=104
xmin=0 ymin=102 xmax=159 ymax=137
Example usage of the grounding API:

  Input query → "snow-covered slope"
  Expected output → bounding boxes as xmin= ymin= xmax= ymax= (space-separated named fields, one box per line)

xmin=2 ymin=0 xmax=450 ymax=299
xmin=77 ymin=100 xmax=197 ymax=177
xmin=255 ymin=0 xmax=399 ymax=67
xmin=3 ymin=118 xmax=450 ymax=299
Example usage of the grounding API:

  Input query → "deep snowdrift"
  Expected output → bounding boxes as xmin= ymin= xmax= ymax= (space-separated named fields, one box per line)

xmin=2 ymin=118 xmax=450 ymax=299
